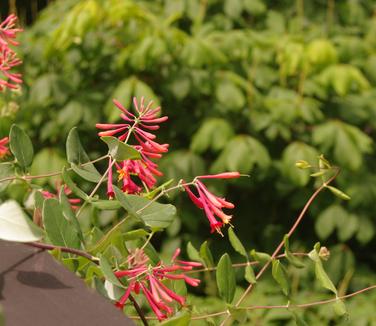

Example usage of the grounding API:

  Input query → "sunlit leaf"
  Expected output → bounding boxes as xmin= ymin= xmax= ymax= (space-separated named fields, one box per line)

xmin=0 ymin=200 xmax=43 ymax=242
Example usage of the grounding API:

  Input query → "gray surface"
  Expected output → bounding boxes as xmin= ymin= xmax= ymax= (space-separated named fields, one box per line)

xmin=0 ymin=240 xmax=134 ymax=326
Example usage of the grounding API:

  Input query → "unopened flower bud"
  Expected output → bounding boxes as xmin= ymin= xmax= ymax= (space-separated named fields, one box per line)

xmin=319 ymin=246 xmax=330 ymax=261
xmin=295 ymin=160 xmax=311 ymax=169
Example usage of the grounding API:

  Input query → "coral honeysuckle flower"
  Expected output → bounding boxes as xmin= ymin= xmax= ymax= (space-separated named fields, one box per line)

xmin=98 ymin=97 xmax=168 ymax=197
xmin=0 ymin=137 xmax=9 ymax=159
xmin=114 ymin=248 xmax=202 ymax=321
xmin=0 ymin=14 xmax=23 ymax=48
xmin=182 ymin=172 xmax=240 ymax=235
xmin=0 ymin=14 xmax=22 ymax=91
xmin=96 ymin=97 xmax=168 ymax=143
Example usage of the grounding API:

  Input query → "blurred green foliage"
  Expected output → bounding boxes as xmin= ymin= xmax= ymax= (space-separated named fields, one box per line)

xmin=1 ymin=0 xmax=376 ymax=324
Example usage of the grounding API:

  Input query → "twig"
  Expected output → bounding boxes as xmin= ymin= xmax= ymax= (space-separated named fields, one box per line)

xmin=27 ymin=241 xmax=99 ymax=262
xmin=0 ymin=154 xmax=109 ymax=184
xmin=219 ymin=168 xmax=340 ymax=325
xmin=128 ymin=294 xmax=149 ymax=326
xmin=185 ymin=253 xmax=308 ymax=274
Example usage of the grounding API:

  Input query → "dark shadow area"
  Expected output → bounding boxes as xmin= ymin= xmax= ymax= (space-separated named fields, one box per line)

xmin=17 ymin=271 xmax=72 ymax=289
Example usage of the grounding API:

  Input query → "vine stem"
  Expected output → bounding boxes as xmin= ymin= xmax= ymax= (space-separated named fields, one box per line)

xmin=26 ymin=241 xmax=149 ymax=326
xmin=185 ymin=253 xmax=308 ymax=274
xmin=0 ymin=154 xmax=109 ymax=184
xmin=127 ymin=284 xmax=376 ymax=321
xmin=219 ymin=168 xmax=340 ymax=326
xmin=27 ymin=241 xmax=100 ymax=262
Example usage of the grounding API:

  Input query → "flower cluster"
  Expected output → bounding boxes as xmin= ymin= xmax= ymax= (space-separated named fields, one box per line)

xmin=96 ymin=97 xmax=168 ymax=197
xmin=0 ymin=14 xmax=22 ymax=91
xmin=0 ymin=137 xmax=9 ymax=159
xmin=114 ymin=248 xmax=201 ymax=321
xmin=183 ymin=172 xmax=240 ymax=235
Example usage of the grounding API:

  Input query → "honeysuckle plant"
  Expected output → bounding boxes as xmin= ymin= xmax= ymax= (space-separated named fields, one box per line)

xmin=1 ymin=13 xmax=376 ymax=326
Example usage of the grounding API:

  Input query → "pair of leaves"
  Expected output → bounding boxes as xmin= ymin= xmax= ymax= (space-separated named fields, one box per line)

xmin=228 ymin=228 xmax=256 ymax=284
xmin=114 ymin=186 xmax=176 ymax=231
xmin=66 ymin=128 xmax=141 ymax=184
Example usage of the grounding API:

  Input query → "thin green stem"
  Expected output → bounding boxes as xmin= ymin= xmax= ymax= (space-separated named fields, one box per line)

xmin=127 ymin=284 xmax=376 ymax=321
xmin=136 ymin=181 xmax=195 ymax=214
xmin=76 ymin=159 xmax=115 ymax=218
xmin=140 ymin=231 xmax=154 ymax=251
xmin=219 ymin=168 xmax=340 ymax=326
xmin=0 ymin=154 xmax=109 ymax=184
xmin=185 ymin=253 xmax=308 ymax=274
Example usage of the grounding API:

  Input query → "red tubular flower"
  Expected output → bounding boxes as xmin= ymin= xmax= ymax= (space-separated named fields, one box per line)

xmin=97 ymin=97 xmax=168 ymax=196
xmin=0 ymin=137 xmax=9 ymax=158
xmin=0 ymin=14 xmax=22 ymax=92
xmin=96 ymin=97 xmax=168 ymax=143
xmin=182 ymin=172 xmax=240 ymax=235
xmin=114 ymin=248 xmax=202 ymax=320
xmin=0 ymin=14 xmax=23 ymax=47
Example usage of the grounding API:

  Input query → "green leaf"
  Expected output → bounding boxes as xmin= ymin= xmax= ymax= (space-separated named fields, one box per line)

xmin=9 ymin=124 xmax=34 ymax=168
xmin=0 ymin=200 xmax=43 ymax=242
xmin=104 ymin=77 xmax=134 ymax=122
xmin=42 ymin=198 xmax=80 ymax=249
xmin=308 ymin=247 xmax=337 ymax=294
xmin=114 ymin=187 xmax=176 ymax=230
xmin=160 ymin=311 xmax=191 ymax=326
xmin=91 ymin=200 xmax=121 ymax=210
xmin=62 ymin=167 xmax=90 ymax=201
xmin=281 ymin=142 xmax=318 ymax=186
xmin=337 ymin=214 xmax=358 ymax=242
xmin=228 ymin=305 xmax=248 ymax=324
xmin=187 ymin=241 xmax=202 ymax=262
xmin=59 ymin=188 xmax=83 ymax=243
xmin=315 ymin=205 xmax=346 ymax=240
xmin=326 ymin=186 xmax=351 ymax=201
xmin=200 ymin=240 xmax=215 ymax=268
xmin=244 ymin=264 xmax=256 ymax=284
xmin=211 ymin=136 xmax=270 ymax=173
xmin=289 ymin=309 xmax=309 ymax=326
xmin=191 ymin=118 xmax=234 ymax=153
xmin=272 ymin=259 xmax=289 ymax=296
xmin=284 ymin=235 xmax=305 ymax=268
xmin=0 ymin=163 xmax=15 ymax=192
xmin=333 ymin=299 xmax=347 ymax=317
xmin=101 ymin=136 xmax=141 ymax=161
xmin=31 ymin=148 xmax=66 ymax=187
xmin=228 ymin=228 xmax=247 ymax=258
xmin=99 ymin=255 xmax=124 ymax=288
xmin=250 ymin=249 xmax=271 ymax=263
xmin=123 ymin=229 xmax=149 ymax=241
xmin=216 ymin=253 xmax=236 ymax=303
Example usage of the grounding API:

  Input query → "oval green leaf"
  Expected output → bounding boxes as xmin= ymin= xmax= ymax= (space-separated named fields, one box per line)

xmin=42 ymin=198 xmax=80 ymax=249
xmin=216 ymin=253 xmax=236 ymax=303
xmin=101 ymin=136 xmax=141 ymax=161
xmin=10 ymin=124 xmax=34 ymax=168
